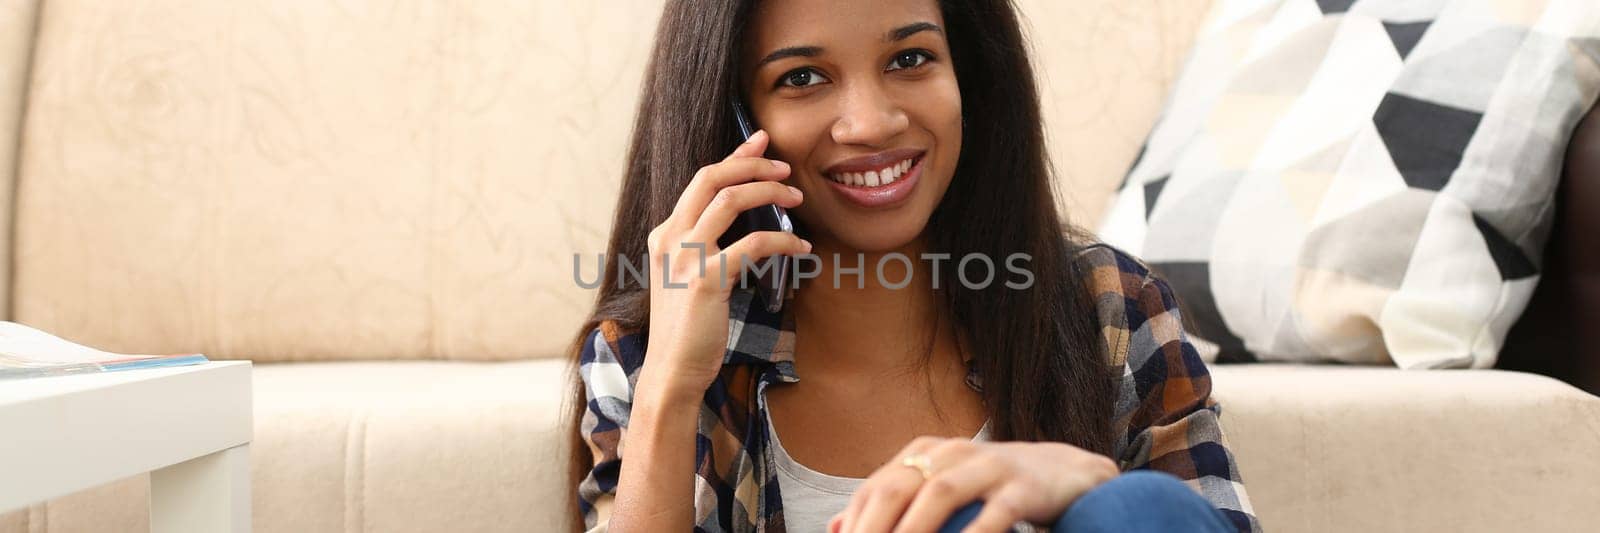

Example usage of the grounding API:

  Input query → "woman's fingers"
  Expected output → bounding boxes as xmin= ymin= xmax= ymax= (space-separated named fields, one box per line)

xmin=668 ymin=130 xmax=791 ymax=229
xmin=890 ymin=453 xmax=1008 ymax=533
xmin=723 ymin=128 xmax=770 ymax=162
xmin=689 ymin=180 xmax=803 ymax=243
xmin=834 ymin=441 xmax=1116 ymax=533
xmin=716 ymin=231 xmax=810 ymax=288
xmin=835 ymin=482 xmax=866 ymax=533
xmin=836 ymin=437 xmax=954 ymax=533
xmin=672 ymin=156 xmax=791 ymax=230
xmin=848 ymin=468 xmax=926 ymax=533
xmin=958 ymin=488 xmax=1027 ymax=533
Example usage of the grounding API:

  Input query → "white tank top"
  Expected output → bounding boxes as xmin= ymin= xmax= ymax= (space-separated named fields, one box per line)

xmin=760 ymin=393 xmax=993 ymax=532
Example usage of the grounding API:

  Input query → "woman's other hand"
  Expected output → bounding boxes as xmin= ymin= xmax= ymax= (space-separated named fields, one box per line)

xmin=640 ymin=129 xmax=810 ymax=398
xmin=828 ymin=437 xmax=1120 ymax=533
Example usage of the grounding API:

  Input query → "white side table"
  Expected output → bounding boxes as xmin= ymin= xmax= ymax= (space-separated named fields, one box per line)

xmin=0 ymin=361 xmax=252 ymax=533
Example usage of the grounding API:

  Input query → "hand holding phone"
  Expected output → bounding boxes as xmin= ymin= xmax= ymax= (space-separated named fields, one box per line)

xmin=635 ymin=112 xmax=807 ymax=393
xmin=717 ymin=101 xmax=796 ymax=313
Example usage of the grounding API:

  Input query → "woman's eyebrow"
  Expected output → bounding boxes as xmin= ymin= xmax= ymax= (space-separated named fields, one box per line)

xmin=755 ymin=46 xmax=822 ymax=70
xmin=753 ymin=22 xmax=945 ymax=70
xmin=886 ymin=22 xmax=943 ymax=42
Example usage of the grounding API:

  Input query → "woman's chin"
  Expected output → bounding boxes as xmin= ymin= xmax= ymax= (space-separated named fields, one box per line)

xmin=812 ymin=218 xmax=930 ymax=255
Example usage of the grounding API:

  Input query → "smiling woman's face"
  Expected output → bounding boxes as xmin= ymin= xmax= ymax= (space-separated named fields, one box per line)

xmin=740 ymin=0 xmax=962 ymax=253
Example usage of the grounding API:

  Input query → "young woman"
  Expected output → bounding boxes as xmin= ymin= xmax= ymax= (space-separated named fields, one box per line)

xmin=567 ymin=1 xmax=1258 ymax=531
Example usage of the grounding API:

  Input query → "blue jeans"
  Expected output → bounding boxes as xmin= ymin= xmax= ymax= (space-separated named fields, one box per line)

xmin=937 ymin=471 xmax=1237 ymax=533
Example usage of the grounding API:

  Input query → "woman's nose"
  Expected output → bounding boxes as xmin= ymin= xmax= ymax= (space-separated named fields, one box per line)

xmin=830 ymin=81 xmax=909 ymax=147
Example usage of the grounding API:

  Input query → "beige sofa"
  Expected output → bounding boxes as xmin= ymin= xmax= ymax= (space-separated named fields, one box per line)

xmin=1 ymin=1 xmax=1596 ymax=532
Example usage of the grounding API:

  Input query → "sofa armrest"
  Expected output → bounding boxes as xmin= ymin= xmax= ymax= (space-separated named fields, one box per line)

xmin=1562 ymin=98 xmax=1600 ymax=391
xmin=1501 ymin=96 xmax=1600 ymax=394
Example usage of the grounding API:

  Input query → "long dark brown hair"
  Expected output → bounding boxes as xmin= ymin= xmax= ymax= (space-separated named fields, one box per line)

xmin=563 ymin=0 xmax=1113 ymax=525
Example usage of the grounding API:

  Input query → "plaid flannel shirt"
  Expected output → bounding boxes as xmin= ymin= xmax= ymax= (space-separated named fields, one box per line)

xmin=576 ymin=244 xmax=1260 ymax=532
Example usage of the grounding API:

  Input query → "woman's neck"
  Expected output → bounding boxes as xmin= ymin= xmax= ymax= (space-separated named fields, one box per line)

xmin=790 ymin=234 xmax=961 ymax=380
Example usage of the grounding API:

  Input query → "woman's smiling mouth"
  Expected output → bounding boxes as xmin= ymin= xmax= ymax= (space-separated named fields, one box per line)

xmin=826 ymin=156 xmax=917 ymax=186
xmin=821 ymin=149 xmax=927 ymax=208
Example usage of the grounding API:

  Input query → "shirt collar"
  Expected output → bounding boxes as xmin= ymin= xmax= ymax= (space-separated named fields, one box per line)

xmin=722 ymin=288 xmax=799 ymax=382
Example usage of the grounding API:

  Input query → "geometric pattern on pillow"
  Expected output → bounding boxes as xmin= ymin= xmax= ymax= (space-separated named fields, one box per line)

xmin=1099 ymin=0 xmax=1600 ymax=368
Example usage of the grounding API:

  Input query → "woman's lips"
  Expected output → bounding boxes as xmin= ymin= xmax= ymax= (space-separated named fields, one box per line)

xmin=824 ymin=156 xmax=923 ymax=209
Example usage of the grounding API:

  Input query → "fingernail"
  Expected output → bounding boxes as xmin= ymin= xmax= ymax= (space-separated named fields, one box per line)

xmin=748 ymin=129 xmax=766 ymax=143
xmin=772 ymin=159 xmax=789 ymax=170
xmin=787 ymin=185 xmax=802 ymax=197
xmin=801 ymin=239 xmax=813 ymax=253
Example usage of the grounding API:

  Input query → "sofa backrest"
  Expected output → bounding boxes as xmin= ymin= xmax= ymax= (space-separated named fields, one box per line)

xmin=1 ymin=0 xmax=1212 ymax=362
xmin=0 ymin=0 xmax=37 ymax=322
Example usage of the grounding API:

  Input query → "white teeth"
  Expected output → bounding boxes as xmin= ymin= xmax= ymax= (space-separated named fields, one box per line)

xmin=829 ymin=157 xmax=917 ymax=187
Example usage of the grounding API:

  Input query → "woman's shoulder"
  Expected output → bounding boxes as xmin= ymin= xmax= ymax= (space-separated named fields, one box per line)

xmin=1071 ymin=242 xmax=1158 ymax=296
xmin=1069 ymin=242 xmax=1181 ymax=368
xmin=578 ymin=319 xmax=649 ymax=382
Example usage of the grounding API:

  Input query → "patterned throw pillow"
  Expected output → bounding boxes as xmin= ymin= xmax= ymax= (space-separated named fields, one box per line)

xmin=1099 ymin=0 xmax=1600 ymax=368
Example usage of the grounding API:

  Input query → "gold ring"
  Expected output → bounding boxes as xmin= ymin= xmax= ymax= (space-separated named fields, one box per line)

xmin=900 ymin=454 xmax=933 ymax=480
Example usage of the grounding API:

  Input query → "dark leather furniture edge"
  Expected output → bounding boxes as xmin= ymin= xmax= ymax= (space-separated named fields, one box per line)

xmin=1499 ymin=95 xmax=1600 ymax=395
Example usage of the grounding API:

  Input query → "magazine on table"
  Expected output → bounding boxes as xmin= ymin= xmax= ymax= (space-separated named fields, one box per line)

xmin=0 ymin=321 xmax=208 ymax=379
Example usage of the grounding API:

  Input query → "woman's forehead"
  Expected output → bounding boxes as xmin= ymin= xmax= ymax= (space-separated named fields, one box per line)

xmin=745 ymin=0 xmax=945 ymax=50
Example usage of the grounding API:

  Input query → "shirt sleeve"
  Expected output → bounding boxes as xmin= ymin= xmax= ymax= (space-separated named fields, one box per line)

xmin=575 ymin=322 xmax=644 ymax=533
xmin=1115 ymin=273 xmax=1262 ymax=533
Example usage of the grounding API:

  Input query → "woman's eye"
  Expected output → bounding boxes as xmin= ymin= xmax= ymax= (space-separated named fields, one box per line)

xmin=887 ymin=50 xmax=932 ymax=71
xmin=777 ymin=68 xmax=827 ymax=89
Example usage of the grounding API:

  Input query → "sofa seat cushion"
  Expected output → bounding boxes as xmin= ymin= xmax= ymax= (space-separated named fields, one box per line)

xmin=1211 ymin=364 xmax=1600 ymax=532
xmin=253 ymin=359 xmax=574 ymax=533
xmin=256 ymin=362 xmax=1598 ymax=533
xmin=4 ymin=362 xmax=1597 ymax=533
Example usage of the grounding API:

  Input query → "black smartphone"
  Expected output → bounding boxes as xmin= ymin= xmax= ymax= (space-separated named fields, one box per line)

xmin=717 ymin=100 xmax=794 ymax=313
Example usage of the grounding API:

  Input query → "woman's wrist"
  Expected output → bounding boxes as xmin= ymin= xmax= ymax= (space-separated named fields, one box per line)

xmin=609 ymin=359 xmax=706 ymax=531
xmin=635 ymin=360 xmax=711 ymax=409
